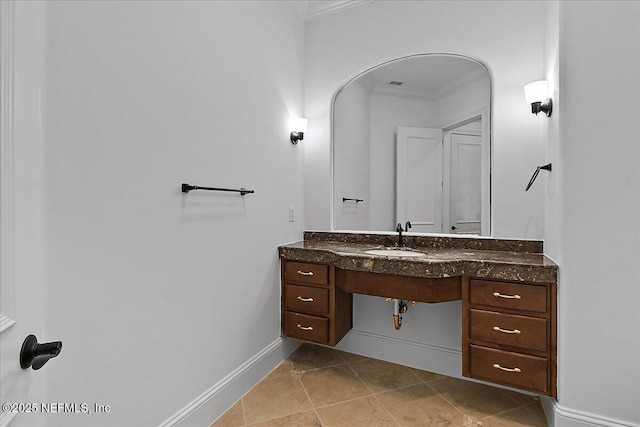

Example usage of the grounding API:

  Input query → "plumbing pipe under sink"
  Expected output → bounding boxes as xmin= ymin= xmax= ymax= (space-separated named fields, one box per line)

xmin=386 ymin=298 xmax=416 ymax=329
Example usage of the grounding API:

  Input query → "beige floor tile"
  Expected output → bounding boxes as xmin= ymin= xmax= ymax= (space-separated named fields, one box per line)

xmin=349 ymin=358 xmax=422 ymax=393
xmin=472 ymin=404 xmax=547 ymax=427
xmin=289 ymin=343 xmax=346 ymax=372
xmin=408 ymin=367 xmax=446 ymax=383
xmin=428 ymin=377 xmax=521 ymax=419
xmin=211 ymin=400 xmax=244 ymax=427
xmin=266 ymin=359 xmax=300 ymax=379
xmin=213 ymin=351 xmax=549 ymax=427
xmin=337 ymin=350 xmax=369 ymax=363
xmin=248 ymin=410 xmax=322 ymax=427
xmin=301 ymin=364 xmax=371 ymax=407
xmin=316 ymin=396 xmax=398 ymax=427
xmin=498 ymin=389 xmax=540 ymax=407
xmin=242 ymin=375 xmax=312 ymax=424
xmin=376 ymin=384 xmax=464 ymax=427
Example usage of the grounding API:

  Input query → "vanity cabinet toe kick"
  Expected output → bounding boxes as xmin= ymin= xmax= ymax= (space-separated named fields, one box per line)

xmin=280 ymin=260 xmax=557 ymax=398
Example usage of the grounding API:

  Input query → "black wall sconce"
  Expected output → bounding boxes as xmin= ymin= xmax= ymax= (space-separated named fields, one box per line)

xmin=524 ymin=80 xmax=553 ymax=117
xmin=290 ymin=117 xmax=308 ymax=144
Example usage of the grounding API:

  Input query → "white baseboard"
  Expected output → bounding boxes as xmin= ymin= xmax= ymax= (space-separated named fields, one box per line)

xmin=334 ymin=329 xmax=462 ymax=378
xmin=0 ymin=411 xmax=17 ymax=427
xmin=551 ymin=402 xmax=640 ymax=427
xmin=159 ymin=337 xmax=301 ymax=427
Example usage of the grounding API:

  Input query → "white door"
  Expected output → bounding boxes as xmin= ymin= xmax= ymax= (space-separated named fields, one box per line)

xmin=396 ymin=127 xmax=443 ymax=233
xmin=448 ymin=132 xmax=482 ymax=234
xmin=1 ymin=3 xmax=48 ymax=426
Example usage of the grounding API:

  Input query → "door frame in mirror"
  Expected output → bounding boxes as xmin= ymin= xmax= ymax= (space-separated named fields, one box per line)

xmin=441 ymin=109 xmax=491 ymax=236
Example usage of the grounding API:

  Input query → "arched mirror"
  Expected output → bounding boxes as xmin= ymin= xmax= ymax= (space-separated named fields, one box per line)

xmin=333 ymin=54 xmax=491 ymax=235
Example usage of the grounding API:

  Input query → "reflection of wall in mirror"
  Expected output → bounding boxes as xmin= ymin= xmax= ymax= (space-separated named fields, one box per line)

xmin=334 ymin=72 xmax=490 ymax=232
xmin=333 ymin=80 xmax=371 ymax=230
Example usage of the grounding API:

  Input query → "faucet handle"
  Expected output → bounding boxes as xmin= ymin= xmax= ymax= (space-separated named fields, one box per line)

xmin=405 ymin=221 xmax=412 ymax=231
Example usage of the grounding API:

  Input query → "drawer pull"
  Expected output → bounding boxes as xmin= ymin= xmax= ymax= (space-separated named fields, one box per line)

xmin=492 ymin=292 xmax=521 ymax=300
xmin=493 ymin=363 xmax=522 ymax=373
xmin=297 ymin=296 xmax=314 ymax=302
xmin=493 ymin=326 xmax=522 ymax=334
xmin=297 ymin=270 xmax=314 ymax=276
xmin=296 ymin=324 xmax=314 ymax=331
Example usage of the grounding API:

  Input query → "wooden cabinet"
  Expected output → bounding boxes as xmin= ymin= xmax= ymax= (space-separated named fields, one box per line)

xmin=281 ymin=261 xmax=352 ymax=346
xmin=463 ymin=278 xmax=557 ymax=397
xmin=280 ymin=259 xmax=557 ymax=396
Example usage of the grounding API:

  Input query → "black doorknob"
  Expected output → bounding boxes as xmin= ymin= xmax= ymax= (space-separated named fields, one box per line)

xmin=20 ymin=335 xmax=62 ymax=370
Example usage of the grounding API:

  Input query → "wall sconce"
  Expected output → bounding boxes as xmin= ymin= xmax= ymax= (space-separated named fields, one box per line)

xmin=290 ymin=117 xmax=308 ymax=144
xmin=524 ymin=80 xmax=553 ymax=117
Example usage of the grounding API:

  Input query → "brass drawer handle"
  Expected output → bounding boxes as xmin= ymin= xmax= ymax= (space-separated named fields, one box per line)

xmin=297 ymin=296 xmax=314 ymax=302
xmin=493 ymin=363 xmax=522 ymax=373
xmin=296 ymin=324 xmax=314 ymax=331
xmin=297 ymin=270 xmax=314 ymax=276
xmin=493 ymin=326 xmax=522 ymax=334
xmin=492 ymin=292 xmax=521 ymax=300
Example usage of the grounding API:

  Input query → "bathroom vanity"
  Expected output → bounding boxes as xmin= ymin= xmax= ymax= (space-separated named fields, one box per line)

xmin=279 ymin=232 xmax=557 ymax=398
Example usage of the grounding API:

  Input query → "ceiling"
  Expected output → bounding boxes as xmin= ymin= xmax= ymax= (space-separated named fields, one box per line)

xmin=365 ymin=55 xmax=487 ymax=98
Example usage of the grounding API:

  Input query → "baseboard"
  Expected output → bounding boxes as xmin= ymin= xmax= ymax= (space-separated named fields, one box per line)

xmin=334 ymin=329 xmax=462 ymax=378
xmin=159 ymin=337 xmax=301 ymax=427
xmin=541 ymin=396 xmax=556 ymax=427
xmin=551 ymin=402 xmax=640 ymax=427
xmin=0 ymin=411 xmax=17 ymax=427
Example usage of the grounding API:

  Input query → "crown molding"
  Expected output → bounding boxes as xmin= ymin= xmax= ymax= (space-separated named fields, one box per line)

xmin=432 ymin=68 xmax=487 ymax=101
xmin=305 ymin=0 xmax=372 ymax=21
xmin=371 ymin=84 xmax=433 ymax=100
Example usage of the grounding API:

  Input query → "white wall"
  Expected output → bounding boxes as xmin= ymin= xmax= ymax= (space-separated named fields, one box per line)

xmin=304 ymin=0 xmax=546 ymax=239
xmin=437 ymin=75 xmax=491 ymax=128
xmin=333 ymin=80 xmax=371 ymax=230
xmin=544 ymin=1 xmax=640 ymax=425
xmin=39 ymin=2 xmax=304 ymax=426
xmin=369 ymin=93 xmax=435 ymax=230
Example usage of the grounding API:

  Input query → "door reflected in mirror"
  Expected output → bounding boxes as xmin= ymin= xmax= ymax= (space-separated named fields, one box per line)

xmin=333 ymin=54 xmax=491 ymax=235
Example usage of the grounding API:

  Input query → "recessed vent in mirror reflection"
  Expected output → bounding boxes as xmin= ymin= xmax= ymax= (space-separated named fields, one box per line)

xmin=333 ymin=54 xmax=491 ymax=236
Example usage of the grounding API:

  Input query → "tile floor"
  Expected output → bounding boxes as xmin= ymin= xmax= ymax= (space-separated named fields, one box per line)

xmin=211 ymin=343 xmax=547 ymax=427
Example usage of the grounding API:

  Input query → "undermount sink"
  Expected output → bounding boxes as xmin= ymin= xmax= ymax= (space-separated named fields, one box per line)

xmin=364 ymin=249 xmax=426 ymax=258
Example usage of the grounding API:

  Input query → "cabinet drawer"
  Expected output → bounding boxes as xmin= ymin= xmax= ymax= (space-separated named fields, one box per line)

xmin=284 ymin=312 xmax=328 ymax=344
xmin=284 ymin=284 xmax=329 ymax=315
xmin=469 ymin=279 xmax=547 ymax=313
xmin=470 ymin=309 xmax=548 ymax=352
xmin=284 ymin=262 xmax=329 ymax=286
xmin=469 ymin=345 xmax=548 ymax=393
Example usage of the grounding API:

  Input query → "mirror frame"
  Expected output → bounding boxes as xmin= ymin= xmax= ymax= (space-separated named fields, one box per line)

xmin=330 ymin=53 xmax=493 ymax=237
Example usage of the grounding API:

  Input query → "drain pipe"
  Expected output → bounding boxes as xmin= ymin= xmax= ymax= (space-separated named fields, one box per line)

xmin=393 ymin=299 xmax=401 ymax=329
xmin=386 ymin=298 xmax=417 ymax=330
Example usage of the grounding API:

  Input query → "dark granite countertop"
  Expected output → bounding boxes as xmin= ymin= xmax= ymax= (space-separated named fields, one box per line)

xmin=278 ymin=232 xmax=557 ymax=284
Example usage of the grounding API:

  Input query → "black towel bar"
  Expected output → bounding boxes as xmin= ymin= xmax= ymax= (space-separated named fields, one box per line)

xmin=181 ymin=183 xmax=254 ymax=195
